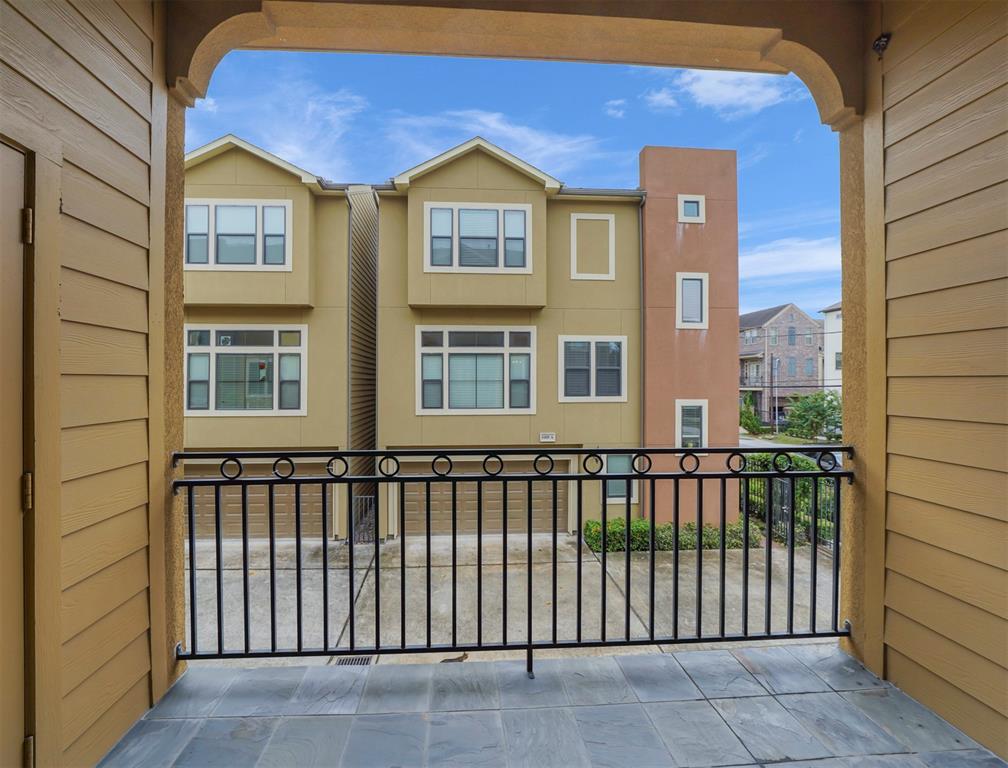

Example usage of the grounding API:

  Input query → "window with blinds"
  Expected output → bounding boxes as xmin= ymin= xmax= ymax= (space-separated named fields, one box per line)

xmin=559 ymin=336 xmax=628 ymax=402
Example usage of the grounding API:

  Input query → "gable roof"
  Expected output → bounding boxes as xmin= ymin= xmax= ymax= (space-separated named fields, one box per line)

xmin=739 ymin=304 xmax=789 ymax=329
xmin=185 ymin=134 xmax=324 ymax=191
xmin=392 ymin=136 xmax=562 ymax=193
xmin=820 ymin=300 xmax=842 ymax=313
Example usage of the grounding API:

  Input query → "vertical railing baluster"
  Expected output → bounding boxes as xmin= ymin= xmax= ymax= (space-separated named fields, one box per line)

xmin=526 ymin=479 xmax=533 ymax=673
xmin=186 ymin=488 xmax=197 ymax=656
xmin=832 ymin=478 xmax=841 ymax=633
xmin=425 ymin=480 xmax=431 ymax=648
xmin=322 ymin=481 xmax=330 ymax=652
xmin=649 ymin=477 xmax=656 ymax=642
xmin=765 ymin=477 xmax=773 ymax=636
xmin=375 ymin=478 xmax=381 ymax=651
xmin=477 ymin=479 xmax=483 ymax=648
xmin=576 ymin=477 xmax=583 ymax=644
xmin=551 ymin=478 xmax=558 ymax=646
xmin=269 ymin=484 xmax=277 ymax=653
xmin=719 ymin=477 xmax=726 ymax=639
xmin=672 ymin=477 xmax=679 ymax=641
xmin=787 ymin=476 xmax=796 ymax=636
xmin=502 ymin=478 xmax=508 ymax=646
xmin=241 ymin=484 xmax=250 ymax=655
xmin=625 ymin=481 xmax=631 ymax=642
xmin=347 ymin=481 xmax=355 ymax=651
xmin=214 ymin=484 xmax=223 ymax=655
xmin=399 ymin=480 xmax=406 ymax=650
xmin=742 ymin=478 xmax=749 ymax=637
xmin=696 ymin=478 xmax=703 ymax=639
xmin=810 ymin=477 xmax=819 ymax=634
xmin=296 ymin=483 xmax=303 ymax=652
xmin=600 ymin=478 xmax=607 ymax=643
xmin=451 ymin=479 xmax=457 ymax=649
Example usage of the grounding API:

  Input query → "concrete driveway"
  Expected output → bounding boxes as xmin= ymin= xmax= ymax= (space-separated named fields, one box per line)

xmin=186 ymin=533 xmax=838 ymax=665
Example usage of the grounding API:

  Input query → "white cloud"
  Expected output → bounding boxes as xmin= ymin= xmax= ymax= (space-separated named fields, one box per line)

xmin=642 ymin=87 xmax=678 ymax=111
xmin=739 ymin=236 xmax=840 ymax=282
xmin=384 ymin=109 xmax=604 ymax=178
xmin=604 ymin=99 xmax=626 ymax=118
xmin=672 ymin=70 xmax=805 ymax=119
xmin=739 ymin=204 xmax=839 ymax=240
xmin=195 ymin=96 xmax=218 ymax=113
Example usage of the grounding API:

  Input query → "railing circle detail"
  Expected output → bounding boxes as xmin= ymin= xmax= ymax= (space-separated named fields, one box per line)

xmin=772 ymin=452 xmax=793 ymax=473
xmin=533 ymin=454 xmax=555 ymax=475
xmin=482 ymin=454 xmax=504 ymax=476
xmin=432 ymin=454 xmax=453 ymax=477
xmin=678 ymin=453 xmax=700 ymax=474
xmin=378 ymin=454 xmax=400 ymax=477
xmin=220 ymin=457 xmax=243 ymax=480
xmin=817 ymin=451 xmax=838 ymax=472
xmin=583 ymin=453 xmax=604 ymax=475
xmin=272 ymin=457 xmax=295 ymax=479
xmin=326 ymin=456 xmax=349 ymax=478
xmin=632 ymin=453 xmax=652 ymax=474
xmin=726 ymin=452 xmax=747 ymax=473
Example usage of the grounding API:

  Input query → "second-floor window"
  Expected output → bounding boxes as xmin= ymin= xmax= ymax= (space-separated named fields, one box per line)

xmin=805 ymin=358 xmax=815 ymax=376
xmin=835 ymin=351 xmax=843 ymax=370
xmin=417 ymin=326 xmax=535 ymax=414
xmin=676 ymin=272 xmax=709 ymax=329
xmin=769 ymin=328 xmax=778 ymax=345
xmin=185 ymin=325 xmax=307 ymax=415
xmin=559 ymin=336 xmax=627 ymax=402
xmin=424 ymin=202 xmax=531 ymax=273
xmin=184 ymin=199 xmax=292 ymax=270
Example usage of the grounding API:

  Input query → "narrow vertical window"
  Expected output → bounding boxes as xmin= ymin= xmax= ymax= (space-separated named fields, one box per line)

xmin=421 ymin=354 xmax=443 ymax=409
xmin=679 ymin=404 xmax=705 ymax=449
xmin=215 ymin=205 xmax=256 ymax=264
xmin=458 ymin=209 xmax=499 ymax=267
xmin=186 ymin=353 xmax=210 ymax=410
xmin=563 ymin=341 xmax=591 ymax=397
xmin=769 ymin=328 xmax=778 ymax=346
xmin=787 ymin=357 xmax=797 ymax=377
xmin=804 ymin=358 xmax=815 ymax=377
xmin=835 ymin=352 xmax=842 ymax=370
xmin=263 ymin=206 xmax=286 ymax=265
xmin=605 ymin=453 xmax=632 ymax=500
xmin=788 ymin=326 xmax=797 ymax=346
xmin=594 ymin=341 xmax=623 ymax=397
xmin=504 ymin=209 xmax=526 ymax=268
xmin=681 ymin=278 xmax=704 ymax=323
xmin=509 ymin=353 xmax=530 ymax=408
xmin=278 ymin=353 xmax=301 ymax=409
xmin=430 ymin=208 xmax=453 ymax=266
xmin=185 ymin=205 xmax=209 ymax=264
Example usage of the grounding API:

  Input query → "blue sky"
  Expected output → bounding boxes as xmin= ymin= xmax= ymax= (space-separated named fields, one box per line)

xmin=187 ymin=51 xmax=841 ymax=316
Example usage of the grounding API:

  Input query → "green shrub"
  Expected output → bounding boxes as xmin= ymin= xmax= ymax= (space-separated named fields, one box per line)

xmin=582 ymin=517 xmax=761 ymax=553
xmin=740 ymin=392 xmax=764 ymax=435
xmin=743 ymin=452 xmax=838 ymax=545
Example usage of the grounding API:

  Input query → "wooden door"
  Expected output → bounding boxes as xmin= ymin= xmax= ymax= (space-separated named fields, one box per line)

xmin=1 ymin=141 xmax=27 ymax=768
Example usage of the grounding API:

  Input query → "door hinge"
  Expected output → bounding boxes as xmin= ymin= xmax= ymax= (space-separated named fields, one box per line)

xmin=23 ymin=735 xmax=34 ymax=768
xmin=21 ymin=472 xmax=32 ymax=512
xmin=21 ymin=207 xmax=33 ymax=245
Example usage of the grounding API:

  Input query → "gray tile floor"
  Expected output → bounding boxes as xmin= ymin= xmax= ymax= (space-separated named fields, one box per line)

xmin=100 ymin=643 xmax=1006 ymax=768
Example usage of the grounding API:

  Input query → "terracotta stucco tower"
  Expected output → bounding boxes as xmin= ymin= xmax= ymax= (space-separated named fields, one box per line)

xmin=640 ymin=147 xmax=740 ymax=524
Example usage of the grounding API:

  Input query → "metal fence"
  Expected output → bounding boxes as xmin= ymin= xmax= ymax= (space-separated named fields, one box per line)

xmin=172 ymin=446 xmax=853 ymax=675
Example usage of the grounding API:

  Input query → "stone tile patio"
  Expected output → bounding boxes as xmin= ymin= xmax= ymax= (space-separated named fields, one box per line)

xmin=99 ymin=643 xmax=1006 ymax=767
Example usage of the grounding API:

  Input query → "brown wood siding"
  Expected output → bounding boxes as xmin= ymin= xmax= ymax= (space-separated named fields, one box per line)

xmin=347 ymin=188 xmax=379 ymax=484
xmin=881 ymin=2 xmax=1008 ymax=756
xmin=1 ymin=0 xmax=159 ymax=763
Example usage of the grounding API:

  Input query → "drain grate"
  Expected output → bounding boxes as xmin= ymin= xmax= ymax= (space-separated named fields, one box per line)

xmin=334 ymin=655 xmax=374 ymax=667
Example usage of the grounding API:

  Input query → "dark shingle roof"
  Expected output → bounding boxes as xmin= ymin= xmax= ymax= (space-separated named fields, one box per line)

xmin=739 ymin=304 xmax=789 ymax=330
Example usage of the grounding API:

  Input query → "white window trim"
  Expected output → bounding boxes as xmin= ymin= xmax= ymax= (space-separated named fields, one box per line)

xmin=557 ymin=335 xmax=629 ymax=403
xmin=414 ymin=325 xmax=537 ymax=416
xmin=570 ymin=212 xmax=616 ymax=281
xmin=677 ymin=194 xmax=706 ymax=224
xmin=675 ymin=399 xmax=709 ymax=450
xmin=422 ymin=201 xmax=533 ymax=274
xmin=675 ymin=272 xmax=709 ymax=330
xmin=184 ymin=198 xmax=293 ymax=272
xmin=603 ymin=454 xmax=639 ymax=504
xmin=184 ymin=323 xmax=308 ymax=416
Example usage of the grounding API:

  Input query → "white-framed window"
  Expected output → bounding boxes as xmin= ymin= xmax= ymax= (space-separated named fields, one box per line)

xmin=184 ymin=198 xmax=293 ymax=271
xmin=805 ymin=329 xmax=814 ymax=345
xmin=676 ymin=272 xmax=709 ymax=329
xmin=558 ymin=335 xmax=628 ymax=403
xmin=423 ymin=202 xmax=532 ymax=273
xmin=677 ymin=194 xmax=706 ymax=224
xmin=570 ymin=212 xmax=616 ymax=281
xmin=184 ymin=324 xmax=307 ymax=416
xmin=788 ymin=326 xmax=797 ymax=346
xmin=416 ymin=326 xmax=536 ymax=415
xmin=604 ymin=453 xmax=638 ymax=504
xmin=675 ymin=399 xmax=708 ymax=449
xmin=835 ymin=351 xmax=843 ymax=370
xmin=769 ymin=327 xmax=778 ymax=346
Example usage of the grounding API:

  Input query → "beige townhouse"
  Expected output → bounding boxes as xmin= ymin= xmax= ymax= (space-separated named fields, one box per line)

xmin=375 ymin=138 xmax=740 ymax=535
xmin=181 ymin=135 xmax=377 ymax=537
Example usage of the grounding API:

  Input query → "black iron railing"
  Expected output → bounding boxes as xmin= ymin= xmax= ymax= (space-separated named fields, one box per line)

xmin=172 ymin=446 xmax=852 ymax=675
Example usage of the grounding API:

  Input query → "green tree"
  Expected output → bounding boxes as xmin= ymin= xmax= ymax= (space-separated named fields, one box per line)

xmin=785 ymin=390 xmax=842 ymax=440
xmin=739 ymin=391 xmax=764 ymax=435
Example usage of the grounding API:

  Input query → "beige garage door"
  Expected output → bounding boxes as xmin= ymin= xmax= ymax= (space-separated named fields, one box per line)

xmin=186 ymin=462 xmax=333 ymax=539
xmin=402 ymin=460 xmax=569 ymax=535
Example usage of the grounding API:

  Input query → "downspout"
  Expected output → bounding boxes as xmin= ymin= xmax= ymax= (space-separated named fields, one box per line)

xmin=638 ymin=189 xmax=646 ymax=461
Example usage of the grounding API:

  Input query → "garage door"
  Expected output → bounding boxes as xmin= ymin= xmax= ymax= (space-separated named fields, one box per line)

xmin=402 ymin=460 xmax=569 ymax=535
xmin=186 ymin=462 xmax=333 ymax=539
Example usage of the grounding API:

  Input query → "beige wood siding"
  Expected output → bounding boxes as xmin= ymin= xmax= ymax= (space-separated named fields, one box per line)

xmin=880 ymin=2 xmax=1008 ymax=755
xmin=0 ymin=0 xmax=162 ymax=763
xmin=347 ymin=187 xmax=379 ymax=483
